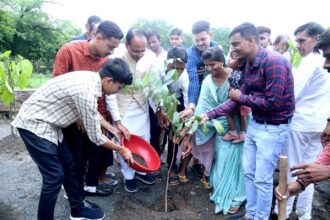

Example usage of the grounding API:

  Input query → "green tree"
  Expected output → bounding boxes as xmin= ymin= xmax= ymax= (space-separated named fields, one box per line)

xmin=0 ymin=0 xmax=81 ymax=72
xmin=211 ymin=27 xmax=231 ymax=55
xmin=131 ymin=18 xmax=173 ymax=50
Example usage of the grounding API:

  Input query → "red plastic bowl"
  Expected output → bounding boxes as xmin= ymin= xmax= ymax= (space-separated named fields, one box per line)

xmin=122 ymin=134 xmax=161 ymax=172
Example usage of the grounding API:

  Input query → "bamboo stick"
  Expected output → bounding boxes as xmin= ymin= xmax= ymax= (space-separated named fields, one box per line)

xmin=278 ymin=155 xmax=288 ymax=220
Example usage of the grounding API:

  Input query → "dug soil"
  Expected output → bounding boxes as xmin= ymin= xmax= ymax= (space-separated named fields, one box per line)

xmin=0 ymin=134 xmax=329 ymax=220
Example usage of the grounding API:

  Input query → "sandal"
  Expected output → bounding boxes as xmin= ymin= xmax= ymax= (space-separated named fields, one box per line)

xmin=151 ymin=172 xmax=163 ymax=183
xmin=178 ymin=173 xmax=188 ymax=183
xmin=200 ymin=178 xmax=212 ymax=189
xmin=168 ymin=173 xmax=180 ymax=186
xmin=228 ymin=206 xmax=240 ymax=214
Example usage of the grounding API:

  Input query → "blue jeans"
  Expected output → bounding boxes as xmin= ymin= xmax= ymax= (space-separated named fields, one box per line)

xmin=243 ymin=119 xmax=289 ymax=220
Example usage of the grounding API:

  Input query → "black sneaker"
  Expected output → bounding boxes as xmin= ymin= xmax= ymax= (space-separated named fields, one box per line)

xmin=84 ymin=200 xmax=101 ymax=210
xmin=70 ymin=206 xmax=105 ymax=220
xmin=124 ymin=179 xmax=138 ymax=193
xmin=84 ymin=188 xmax=113 ymax=197
xmin=135 ymin=173 xmax=155 ymax=185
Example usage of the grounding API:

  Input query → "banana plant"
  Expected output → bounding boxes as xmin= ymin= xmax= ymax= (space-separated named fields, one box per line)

xmin=0 ymin=51 xmax=33 ymax=116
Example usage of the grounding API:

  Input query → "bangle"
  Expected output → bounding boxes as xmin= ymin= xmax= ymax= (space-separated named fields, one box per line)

xmin=296 ymin=178 xmax=306 ymax=191
xmin=119 ymin=147 xmax=127 ymax=155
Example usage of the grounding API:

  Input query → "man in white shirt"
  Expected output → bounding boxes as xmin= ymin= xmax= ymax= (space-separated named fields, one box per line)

xmin=147 ymin=30 xmax=168 ymax=72
xmin=107 ymin=28 xmax=158 ymax=192
xmin=281 ymin=22 xmax=329 ymax=220
xmin=11 ymin=59 xmax=134 ymax=220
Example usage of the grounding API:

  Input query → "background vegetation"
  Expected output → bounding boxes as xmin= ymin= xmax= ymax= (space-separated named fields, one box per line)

xmin=1 ymin=0 xmax=231 ymax=89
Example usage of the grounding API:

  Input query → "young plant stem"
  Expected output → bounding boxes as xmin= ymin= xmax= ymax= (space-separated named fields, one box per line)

xmin=165 ymin=143 xmax=177 ymax=213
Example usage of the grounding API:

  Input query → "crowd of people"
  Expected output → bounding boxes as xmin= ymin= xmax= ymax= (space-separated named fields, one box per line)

xmin=11 ymin=15 xmax=330 ymax=220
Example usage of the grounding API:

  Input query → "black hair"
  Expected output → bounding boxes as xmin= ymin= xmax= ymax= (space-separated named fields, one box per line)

xmin=294 ymin=22 xmax=325 ymax=37
xmin=96 ymin=20 xmax=124 ymax=40
xmin=273 ymin=34 xmax=290 ymax=46
xmin=169 ymin=28 xmax=183 ymax=36
xmin=167 ymin=47 xmax=188 ymax=63
xmin=314 ymin=28 xmax=330 ymax=53
xmin=87 ymin=15 xmax=101 ymax=26
xmin=147 ymin=31 xmax=161 ymax=41
xmin=229 ymin=22 xmax=260 ymax=44
xmin=257 ymin=26 xmax=271 ymax=35
xmin=99 ymin=58 xmax=133 ymax=85
xmin=192 ymin=20 xmax=210 ymax=35
xmin=126 ymin=28 xmax=148 ymax=45
xmin=201 ymin=47 xmax=225 ymax=63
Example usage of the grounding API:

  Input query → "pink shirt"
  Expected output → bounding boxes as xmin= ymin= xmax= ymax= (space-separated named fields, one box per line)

xmin=315 ymin=144 xmax=330 ymax=165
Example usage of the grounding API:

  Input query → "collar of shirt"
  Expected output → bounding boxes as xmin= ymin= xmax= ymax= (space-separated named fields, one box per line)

xmin=83 ymin=40 xmax=101 ymax=60
xmin=248 ymin=47 xmax=265 ymax=69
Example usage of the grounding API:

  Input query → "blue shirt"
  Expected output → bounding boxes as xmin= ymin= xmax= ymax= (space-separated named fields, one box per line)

xmin=186 ymin=41 xmax=218 ymax=105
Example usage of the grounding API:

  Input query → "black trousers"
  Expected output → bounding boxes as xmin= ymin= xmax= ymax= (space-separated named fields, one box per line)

xmin=63 ymin=124 xmax=113 ymax=188
xmin=149 ymin=106 xmax=164 ymax=156
xmin=18 ymin=128 xmax=84 ymax=220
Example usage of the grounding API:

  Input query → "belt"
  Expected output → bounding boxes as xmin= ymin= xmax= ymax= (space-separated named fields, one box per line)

xmin=255 ymin=119 xmax=290 ymax=125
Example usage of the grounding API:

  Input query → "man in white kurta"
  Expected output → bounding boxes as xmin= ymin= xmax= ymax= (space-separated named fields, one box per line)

xmin=107 ymin=28 xmax=159 ymax=193
xmin=283 ymin=23 xmax=330 ymax=220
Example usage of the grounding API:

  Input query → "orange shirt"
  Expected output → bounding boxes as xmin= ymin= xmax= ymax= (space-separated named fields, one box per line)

xmin=52 ymin=40 xmax=108 ymax=119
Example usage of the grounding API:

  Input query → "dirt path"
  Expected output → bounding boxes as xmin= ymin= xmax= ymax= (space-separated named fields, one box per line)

xmin=0 ymin=134 xmax=329 ymax=220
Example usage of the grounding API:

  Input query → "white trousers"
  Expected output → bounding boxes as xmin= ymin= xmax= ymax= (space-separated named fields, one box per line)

xmin=118 ymin=101 xmax=151 ymax=180
xmin=118 ymin=133 xmax=150 ymax=180
xmin=276 ymin=130 xmax=322 ymax=220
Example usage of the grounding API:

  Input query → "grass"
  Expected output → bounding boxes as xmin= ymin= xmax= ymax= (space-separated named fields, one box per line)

xmin=27 ymin=73 xmax=51 ymax=89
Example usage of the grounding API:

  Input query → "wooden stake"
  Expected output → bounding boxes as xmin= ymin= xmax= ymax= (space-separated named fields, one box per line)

xmin=278 ymin=155 xmax=288 ymax=220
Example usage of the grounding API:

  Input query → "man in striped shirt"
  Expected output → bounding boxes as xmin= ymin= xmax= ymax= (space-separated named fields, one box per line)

xmin=12 ymin=59 xmax=133 ymax=220
xmin=201 ymin=23 xmax=295 ymax=220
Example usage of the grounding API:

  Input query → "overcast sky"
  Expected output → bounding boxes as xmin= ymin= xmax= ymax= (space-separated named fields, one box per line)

xmin=43 ymin=0 xmax=329 ymax=40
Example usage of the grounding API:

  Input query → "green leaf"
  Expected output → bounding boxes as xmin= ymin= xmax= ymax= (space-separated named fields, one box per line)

xmin=163 ymin=69 xmax=176 ymax=83
xmin=0 ymin=79 xmax=14 ymax=105
xmin=160 ymin=84 xmax=169 ymax=97
xmin=172 ymin=111 xmax=180 ymax=125
xmin=185 ymin=119 xmax=193 ymax=128
xmin=0 ymin=51 xmax=11 ymax=59
xmin=17 ymin=59 xmax=33 ymax=89
xmin=132 ymin=77 xmax=143 ymax=91
xmin=176 ymin=122 xmax=183 ymax=132
xmin=213 ymin=120 xmax=225 ymax=134
xmin=121 ymin=85 xmax=130 ymax=94
xmin=5 ymin=79 xmax=13 ymax=94
xmin=202 ymin=122 xmax=209 ymax=135
xmin=194 ymin=115 xmax=201 ymax=123
xmin=0 ymin=63 xmax=6 ymax=82
xmin=191 ymin=120 xmax=199 ymax=133
xmin=287 ymin=39 xmax=302 ymax=68
xmin=171 ymin=69 xmax=180 ymax=81
xmin=142 ymin=70 xmax=151 ymax=87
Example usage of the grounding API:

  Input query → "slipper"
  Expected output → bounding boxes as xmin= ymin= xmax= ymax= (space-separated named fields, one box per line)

xmin=200 ymin=178 xmax=212 ymax=189
xmin=168 ymin=173 xmax=180 ymax=186
xmin=178 ymin=173 xmax=188 ymax=183
xmin=151 ymin=172 xmax=163 ymax=183
xmin=228 ymin=206 xmax=240 ymax=214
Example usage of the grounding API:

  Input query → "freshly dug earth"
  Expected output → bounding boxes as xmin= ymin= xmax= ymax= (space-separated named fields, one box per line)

xmin=132 ymin=153 xmax=148 ymax=168
xmin=0 ymin=134 xmax=329 ymax=220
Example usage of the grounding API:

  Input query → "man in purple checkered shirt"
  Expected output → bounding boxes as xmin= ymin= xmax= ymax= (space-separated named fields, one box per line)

xmin=201 ymin=23 xmax=295 ymax=220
